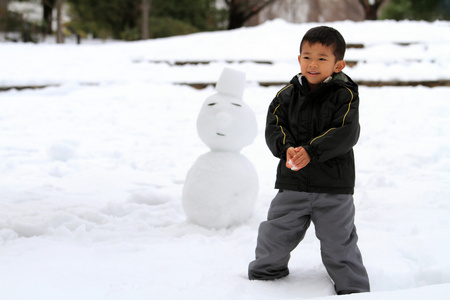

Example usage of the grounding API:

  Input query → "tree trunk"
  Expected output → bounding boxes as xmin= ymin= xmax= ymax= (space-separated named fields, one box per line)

xmin=228 ymin=3 xmax=245 ymax=30
xmin=358 ymin=0 xmax=385 ymax=20
xmin=141 ymin=0 xmax=150 ymax=40
xmin=56 ymin=0 xmax=63 ymax=43
xmin=43 ymin=0 xmax=56 ymax=36
xmin=0 ymin=0 xmax=9 ymax=36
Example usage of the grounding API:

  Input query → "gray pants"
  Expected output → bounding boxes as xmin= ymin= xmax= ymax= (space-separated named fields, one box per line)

xmin=248 ymin=190 xmax=370 ymax=294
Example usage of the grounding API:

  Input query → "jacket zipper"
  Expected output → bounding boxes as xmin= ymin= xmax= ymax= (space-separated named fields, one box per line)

xmin=336 ymin=158 xmax=343 ymax=179
xmin=306 ymin=95 xmax=312 ymax=192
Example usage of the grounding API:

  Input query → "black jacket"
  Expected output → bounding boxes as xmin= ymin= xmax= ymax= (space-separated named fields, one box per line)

xmin=265 ymin=72 xmax=360 ymax=194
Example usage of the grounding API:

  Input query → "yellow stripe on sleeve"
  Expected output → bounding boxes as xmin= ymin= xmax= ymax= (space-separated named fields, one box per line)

xmin=341 ymin=86 xmax=354 ymax=126
xmin=273 ymin=104 xmax=280 ymax=118
xmin=276 ymin=84 xmax=292 ymax=98
xmin=280 ymin=126 xmax=286 ymax=144
xmin=310 ymin=128 xmax=336 ymax=144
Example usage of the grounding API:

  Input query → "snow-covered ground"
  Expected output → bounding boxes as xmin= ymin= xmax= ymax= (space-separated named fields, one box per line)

xmin=1 ymin=20 xmax=450 ymax=299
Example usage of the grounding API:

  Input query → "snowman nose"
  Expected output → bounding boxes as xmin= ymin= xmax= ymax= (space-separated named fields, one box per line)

xmin=216 ymin=111 xmax=232 ymax=129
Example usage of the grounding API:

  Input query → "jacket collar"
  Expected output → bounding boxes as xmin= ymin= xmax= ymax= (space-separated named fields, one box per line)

xmin=295 ymin=72 xmax=351 ymax=92
xmin=297 ymin=74 xmax=336 ymax=86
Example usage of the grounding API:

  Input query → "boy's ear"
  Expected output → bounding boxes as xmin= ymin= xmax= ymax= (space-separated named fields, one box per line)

xmin=298 ymin=55 xmax=301 ymax=64
xmin=334 ymin=60 xmax=346 ymax=72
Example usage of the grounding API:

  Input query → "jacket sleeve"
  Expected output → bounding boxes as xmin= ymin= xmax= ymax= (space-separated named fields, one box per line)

xmin=265 ymin=88 xmax=296 ymax=160
xmin=304 ymin=86 xmax=360 ymax=162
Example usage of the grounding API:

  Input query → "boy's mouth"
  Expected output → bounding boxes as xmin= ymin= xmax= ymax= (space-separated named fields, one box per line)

xmin=308 ymin=71 xmax=320 ymax=76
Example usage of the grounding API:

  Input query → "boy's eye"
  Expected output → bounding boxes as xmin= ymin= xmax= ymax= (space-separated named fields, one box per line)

xmin=231 ymin=103 xmax=241 ymax=107
xmin=208 ymin=103 xmax=216 ymax=106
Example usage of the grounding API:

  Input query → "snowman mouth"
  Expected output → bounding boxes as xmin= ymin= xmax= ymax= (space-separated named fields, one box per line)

xmin=216 ymin=133 xmax=226 ymax=136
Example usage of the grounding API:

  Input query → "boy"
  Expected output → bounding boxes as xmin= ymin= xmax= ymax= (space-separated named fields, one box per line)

xmin=248 ymin=26 xmax=370 ymax=295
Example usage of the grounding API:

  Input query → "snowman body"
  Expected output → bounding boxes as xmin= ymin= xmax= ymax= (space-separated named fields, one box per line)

xmin=183 ymin=151 xmax=258 ymax=228
xmin=182 ymin=68 xmax=258 ymax=229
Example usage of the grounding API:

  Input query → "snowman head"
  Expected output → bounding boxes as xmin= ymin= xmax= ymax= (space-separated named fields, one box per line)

xmin=196 ymin=68 xmax=257 ymax=152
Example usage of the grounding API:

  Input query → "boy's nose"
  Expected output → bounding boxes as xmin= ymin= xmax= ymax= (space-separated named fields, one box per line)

xmin=216 ymin=111 xmax=232 ymax=129
xmin=309 ymin=60 xmax=318 ymax=68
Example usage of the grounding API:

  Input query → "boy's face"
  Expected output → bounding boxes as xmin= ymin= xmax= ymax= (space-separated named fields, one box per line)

xmin=298 ymin=42 xmax=345 ymax=90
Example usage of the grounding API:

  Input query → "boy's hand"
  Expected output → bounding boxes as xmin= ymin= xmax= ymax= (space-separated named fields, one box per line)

xmin=286 ymin=147 xmax=311 ymax=171
xmin=286 ymin=147 xmax=299 ymax=170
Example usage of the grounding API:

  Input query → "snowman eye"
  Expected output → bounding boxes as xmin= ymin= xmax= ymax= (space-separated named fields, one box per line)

xmin=231 ymin=103 xmax=242 ymax=107
xmin=208 ymin=103 xmax=217 ymax=106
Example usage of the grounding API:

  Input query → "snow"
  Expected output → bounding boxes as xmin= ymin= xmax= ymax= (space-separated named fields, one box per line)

xmin=0 ymin=19 xmax=450 ymax=299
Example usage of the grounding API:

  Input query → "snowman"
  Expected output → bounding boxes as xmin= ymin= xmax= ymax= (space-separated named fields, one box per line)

xmin=182 ymin=68 xmax=258 ymax=229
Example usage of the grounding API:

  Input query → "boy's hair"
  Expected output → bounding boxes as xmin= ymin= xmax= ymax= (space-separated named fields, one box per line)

xmin=300 ymin=26 xmax=346 ymax=61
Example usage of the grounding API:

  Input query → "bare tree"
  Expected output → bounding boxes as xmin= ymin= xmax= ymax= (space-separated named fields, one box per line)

xmin=307 ymin=0 xmax=320 ymax=22
xmin=258 ymin=0 xmax=309 ymax=24
xmin=321 ymin=0 xmax=365 ymax=22
xmin=225 ymin=0 xmax=277 ymax=29
xmin=358 ymin=0 xmax=385 ymax=20
xmin=141 ymin=0 xmax=150 ymax=40
xmin=56 ymin=0 xmax=63 ymax=43
xmin=245 ymin=0 xmax=366 ymax=26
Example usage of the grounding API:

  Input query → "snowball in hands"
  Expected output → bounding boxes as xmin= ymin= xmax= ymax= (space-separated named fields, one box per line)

xmin=182 ymin=68 xmax=258 ymax=229
xmin=287 ymin=159 xmax=299 ymax=171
